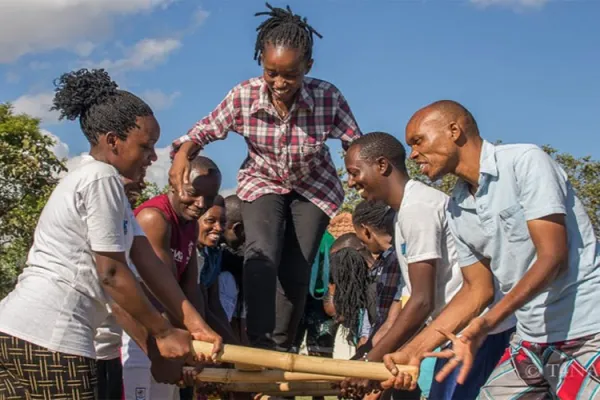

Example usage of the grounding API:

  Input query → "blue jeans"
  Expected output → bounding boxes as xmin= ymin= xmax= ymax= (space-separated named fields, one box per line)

xmin=428 ymin=327 xmax=516 ymax=400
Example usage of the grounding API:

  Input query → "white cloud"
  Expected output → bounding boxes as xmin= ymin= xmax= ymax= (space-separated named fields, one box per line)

xmin=0 ymin=0 xmax=176 ymax=63
xmin=141 ymin=90 xmax=181 ymax=111
xmin=220 ymin=188 xmax=237 ymax=197
xmin=192 ymin=7 xmax=210 ymax=28
xmin=470 ymin=0 xmax=548 ymax=10
xmin=144 ymin=146 xmax=173 ymax=188
xmin=28 ymin=61 xmax=51 ymax=71
xmin=42 ymin=130 xmax=70 ymax=160
xmin=85 ymin=38 xmax=182 ymax=73
xmin=12 ymin=92 xmax=59 ymax=124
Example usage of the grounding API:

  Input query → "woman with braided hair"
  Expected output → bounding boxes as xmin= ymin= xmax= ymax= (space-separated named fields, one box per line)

xmin=170 ymin=3 xmax=362 ymax=351
xmin=0 ymin=68 xmax=221 ymax=399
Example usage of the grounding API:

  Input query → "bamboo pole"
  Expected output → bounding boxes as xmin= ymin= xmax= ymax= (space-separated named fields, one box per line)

xmin=192 ymin=340 xmax=417 ymax=381
xmin=188 ymin=367 xmax=345 ymax=383
xmin=222 ymin=381 xmax=337 ymax=394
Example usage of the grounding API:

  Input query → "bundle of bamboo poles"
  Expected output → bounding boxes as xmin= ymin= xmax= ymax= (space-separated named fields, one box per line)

xmin=186 ymin=341 xmax=419 ymax=397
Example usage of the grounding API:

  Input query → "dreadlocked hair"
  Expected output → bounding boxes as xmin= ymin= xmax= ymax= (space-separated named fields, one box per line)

xmin=352 ymin=200 xmax=395 ymax=236
xmin=254 ymin=2 xmax=322 ymax=65
xmin=51 ymin=68 xmax=153 ymax=145
xmin=330 ymin=247 xmax=369 ymax=339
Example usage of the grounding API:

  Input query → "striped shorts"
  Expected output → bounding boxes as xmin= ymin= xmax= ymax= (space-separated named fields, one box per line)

xmin=478 ymin=331 xmax=600 ymax=399
xmin=0 ymin=332 xmax=97 ymax=400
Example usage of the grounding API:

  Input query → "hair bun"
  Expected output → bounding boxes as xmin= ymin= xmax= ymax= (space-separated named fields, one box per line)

xmin=51 ymin=68 xmax=118 ymax=121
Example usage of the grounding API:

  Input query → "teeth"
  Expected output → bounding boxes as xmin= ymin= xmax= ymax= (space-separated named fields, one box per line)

xmin=419 ymin=164 xmax=426 ymax=172
xmin=357 ymin=188 xmax=365 ymax=196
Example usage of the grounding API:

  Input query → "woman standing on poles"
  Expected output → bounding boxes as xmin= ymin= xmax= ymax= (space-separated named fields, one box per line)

xmin=0 ymin=68 xmax=221 ymax=399
xmin=170 ymin=3 xmax=362 ymax=351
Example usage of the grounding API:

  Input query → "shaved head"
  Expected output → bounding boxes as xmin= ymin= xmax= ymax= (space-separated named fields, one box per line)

xmin=407 ymin=100 xmax=479 ymax=139
xmin=404 ymin=100 xmax=482 ymax=181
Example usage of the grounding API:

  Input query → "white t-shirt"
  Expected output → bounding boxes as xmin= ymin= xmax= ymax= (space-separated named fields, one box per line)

xmin=393 ymin=180 xmax=463 ymax=320
xmin=395 ymin=180 xmax=515 ymax=335
xmin=94 ymin=304 xmax=123 ymax=360
xmin=0 ymin=157 xmax=144 ymax=359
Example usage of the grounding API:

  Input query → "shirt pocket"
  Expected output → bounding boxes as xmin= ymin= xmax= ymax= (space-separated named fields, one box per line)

xmin=298 ymin=142 xmax=324 ymax=172
xmin=498 ymin=204 xmax=531 ymax=243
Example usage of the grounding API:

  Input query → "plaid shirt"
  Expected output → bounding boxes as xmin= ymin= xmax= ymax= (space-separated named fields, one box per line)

xmin=370 ymin=246 xmax=403 ymax=332
xmin=171 ymin=76 xmax=362 ymax=218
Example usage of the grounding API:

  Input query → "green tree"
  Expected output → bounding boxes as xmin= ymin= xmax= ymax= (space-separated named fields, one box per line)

xmin=542 ymin=145 xmax=600 ymax=237
xmin=0 ymin=104 xmax=66 ymax=299
xmin=133 ymin=181 xmax=169 ymax=208
xmin=337 ymin=151 xmax=362 ymax=213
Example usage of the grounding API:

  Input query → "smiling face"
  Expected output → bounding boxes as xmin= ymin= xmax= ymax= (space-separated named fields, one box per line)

xmin=170 ymin=167 xmax=221 ymax=222
xmin=405 ymin=111 xmax=460 ymax=181
xmin=108 ymin=115 xmax=159 ymax=182
xmin=198 ymin=205 xmax=226 ymax=248
xmin=344 ymin=145 xmax=390 ymax=203
xmin=261 ymin=43 xmax=312 ymax=106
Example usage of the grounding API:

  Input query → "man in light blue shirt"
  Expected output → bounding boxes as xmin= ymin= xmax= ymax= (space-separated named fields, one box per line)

xmin=382 ymin=99 xmax=600 ymax=399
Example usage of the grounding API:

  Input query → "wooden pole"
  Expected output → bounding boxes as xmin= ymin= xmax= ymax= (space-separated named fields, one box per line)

xmin=222 ymin=381 xmax=337 ymax=394
xmin=192 ymin=340 xmax=417 ymax=381
xmin=188 ymin=367 xmax=345 ymax=383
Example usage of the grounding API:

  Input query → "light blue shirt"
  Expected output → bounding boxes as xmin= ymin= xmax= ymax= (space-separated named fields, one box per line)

xmin=447 ymin=140 xmax=600 ymax=343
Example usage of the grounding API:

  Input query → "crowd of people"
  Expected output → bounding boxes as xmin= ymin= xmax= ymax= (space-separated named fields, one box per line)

xmin=0 ymin=3 xmax=599 ymax=400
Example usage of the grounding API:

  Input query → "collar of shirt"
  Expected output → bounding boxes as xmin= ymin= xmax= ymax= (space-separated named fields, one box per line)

xmin=249 ymin=77 xmax=315 ymax=116
xmin=452 ymin=140 xmax=499 ymax=210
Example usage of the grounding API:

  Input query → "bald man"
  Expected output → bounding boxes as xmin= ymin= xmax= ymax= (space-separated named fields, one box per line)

xmin=383 ymin=100 xmax=600 ymax=399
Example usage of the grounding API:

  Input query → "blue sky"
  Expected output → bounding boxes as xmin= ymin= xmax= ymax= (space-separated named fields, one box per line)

xmin=1 ymin=0 xmax=598 ymax=191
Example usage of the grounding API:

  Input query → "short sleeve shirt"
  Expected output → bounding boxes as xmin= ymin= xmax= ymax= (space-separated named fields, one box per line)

xmin=0 ymin=157 xmax=143 ymax=358
xmin=447 ymin=141 xmax=600 ymax=342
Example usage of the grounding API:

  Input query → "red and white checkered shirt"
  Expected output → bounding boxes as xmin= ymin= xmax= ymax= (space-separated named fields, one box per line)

xmin=171 ymin=76 xmax=362 ymax=218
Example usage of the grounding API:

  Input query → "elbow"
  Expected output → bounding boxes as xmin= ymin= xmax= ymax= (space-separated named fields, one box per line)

xmin=410 ymin=294 xmax=435 ymax=317
xmin=99 ymin=266 xmax=119 ymax=288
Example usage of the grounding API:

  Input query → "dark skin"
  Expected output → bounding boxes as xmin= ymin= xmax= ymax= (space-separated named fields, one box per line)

xmin=383 ymin=102 xmax=569 ymax=389
xmin=340 ymin=145 xmax=437 ymax=398
xmin=116 ymin=166 xmax=223 ymax=385
xmin=90 ymin=117 xmax=221 ymax=377
xmin=170 ymin=43 xmax=312 ymax=199
xmin=198 ymin=205 xmax=241 ymax=345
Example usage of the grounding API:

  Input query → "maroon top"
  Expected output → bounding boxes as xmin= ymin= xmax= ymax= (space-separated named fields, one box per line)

xmin=135 ymin=194 xmax=197 ymax=282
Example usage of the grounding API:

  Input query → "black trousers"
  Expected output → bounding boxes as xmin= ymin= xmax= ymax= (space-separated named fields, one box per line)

xmin=97 ymin=357 xmax=123 ymax=400
xmin=242 ymin=192 xmax=330 ymax=351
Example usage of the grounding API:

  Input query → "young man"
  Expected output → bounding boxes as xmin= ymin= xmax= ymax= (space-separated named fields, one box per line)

xmin=221 ymin=194 xmax=248 ymax=344
xmin=386 ymin=100 xmax=600 ymax=399
xmin=343 ymin=132 xmax=515 ymax=400
xmin=120 ymin=156 xmax=223 ymax=400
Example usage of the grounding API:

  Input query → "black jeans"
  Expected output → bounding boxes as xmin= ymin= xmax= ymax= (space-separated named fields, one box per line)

xmin=97 ymin=357 xmax=123 ymax=400
xmin=242 ymin=192 xmax=330 ymax=351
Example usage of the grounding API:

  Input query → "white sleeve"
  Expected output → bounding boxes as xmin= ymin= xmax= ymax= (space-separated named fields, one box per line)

xmin=81 ymin=176 xmax=128 ymax=252
xmin=130 ymin=209 xmax=146 ymax=237
xmin=398 ymin=204 xmax=444 ymax=264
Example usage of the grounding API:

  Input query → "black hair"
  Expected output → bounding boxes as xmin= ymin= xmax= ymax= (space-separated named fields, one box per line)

xmin=51 ymin=68 xmax=153 ymax=145
xmin=349 ymin=131 xmax=408 ymax=173
xmin=212 ymin=195 xmax=225 ymax=208
xmin=224 ymin=195 xmax=242 ymax=224
xmin=331 ymin=232 xmax=373 ymax=262
xmin=330 ymin=247 xmax=369 ymax=339
xmin=352 ymin=200 xmax=395 ymax=236
xmin=190 ymin=155 xmax=221 ymax=177
xmin=254 ymin=2 xmax=322 ymax=66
